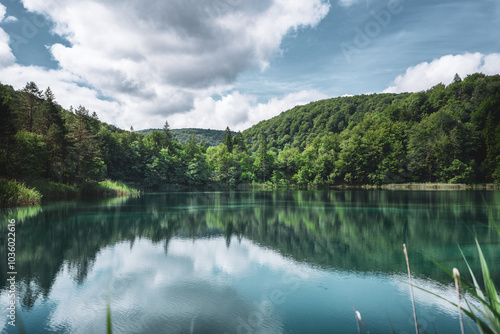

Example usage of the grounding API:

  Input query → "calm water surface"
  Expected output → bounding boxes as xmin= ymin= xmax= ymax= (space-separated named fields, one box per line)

xmin=1 ymin=190 xmax=500 ymax=333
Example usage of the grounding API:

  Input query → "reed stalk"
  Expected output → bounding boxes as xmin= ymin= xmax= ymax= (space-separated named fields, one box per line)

xmin=453 ymin=268 xmax=465 ymax=334
xmin=403 ymin=244 xmax=419 ymax=334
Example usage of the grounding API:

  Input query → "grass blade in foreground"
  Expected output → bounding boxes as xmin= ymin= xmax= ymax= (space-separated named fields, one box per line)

xmin=404 ymin=244 xmax=419 ymax=334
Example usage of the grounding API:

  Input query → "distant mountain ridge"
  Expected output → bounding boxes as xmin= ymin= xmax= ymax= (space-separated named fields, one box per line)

xmin=136 ymin=128 xmax=238 ymax=147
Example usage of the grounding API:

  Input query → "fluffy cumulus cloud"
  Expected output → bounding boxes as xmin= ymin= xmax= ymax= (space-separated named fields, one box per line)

xmin=384 ymin=52 xmax=500 ymax=93
xmin=0 ymin=3 xmax=16 ymax=23
xmin=1 ymin=0 xmax=330 ymax=130
xmin=169 ymin=89 xmax=328 ymax=131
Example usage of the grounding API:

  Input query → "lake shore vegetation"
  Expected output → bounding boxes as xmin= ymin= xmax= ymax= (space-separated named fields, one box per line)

xmin=1 ymin=73 xmax=499 ymax=206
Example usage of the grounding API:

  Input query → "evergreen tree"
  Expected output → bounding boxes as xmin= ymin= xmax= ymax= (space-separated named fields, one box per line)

xmin=224 ymin=126 xmax=233 ymax=153
xmin=40 ymin=88 xmax=68 ymax=180
xmin=68 ymin=106 xmax=105 ymax=181
xmin=163 ymin=120 xmax=173 ymax=149
xmin=18 ymin=82 xmax=42 ymax=132
xmin=199 ymin=138 xmax=207 ymax=154
xmin=185 ymin=133 xmax=199 ymax=161
xmin=233 ymin=131 xmax=247 ymax=153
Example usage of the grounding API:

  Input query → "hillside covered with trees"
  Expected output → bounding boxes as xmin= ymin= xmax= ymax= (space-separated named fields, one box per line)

xmin=1 ymin=73 xmax=499 ymax=206
xmin=136 ymin=128 xmax=238 ymax=147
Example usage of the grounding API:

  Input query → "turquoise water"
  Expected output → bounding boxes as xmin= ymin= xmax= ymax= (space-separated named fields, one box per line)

xmin=1 ymin=190 xmax=499 ymax=333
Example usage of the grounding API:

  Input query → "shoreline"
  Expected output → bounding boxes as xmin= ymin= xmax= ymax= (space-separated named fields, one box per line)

xmin=3 ymin=180 xmax=499 ymax=208
xmin=0 ymin=179 xmax=141 ymax=208
xmin=329 ymin=183 xmax=500 ymax=190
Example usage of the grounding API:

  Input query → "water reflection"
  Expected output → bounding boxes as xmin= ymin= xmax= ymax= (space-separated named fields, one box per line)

xmin=0 ymin=190 xmax=499 ymax=333
xmin=13 ymin=238 xmax=314 ymax=333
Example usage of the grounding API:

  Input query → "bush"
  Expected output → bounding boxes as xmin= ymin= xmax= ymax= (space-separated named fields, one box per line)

xmin=0 ymin=179 xmax=42 ymax=207
xmin=28 ymin=180 xmax=79 ymax=199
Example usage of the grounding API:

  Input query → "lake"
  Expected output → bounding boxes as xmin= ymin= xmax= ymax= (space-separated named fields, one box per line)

xmin=1 ymin=190 xmax=500 ymax=333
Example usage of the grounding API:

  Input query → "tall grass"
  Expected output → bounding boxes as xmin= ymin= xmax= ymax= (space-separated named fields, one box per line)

xmin=28 ymin=179 xmax=79 ymax=200
xmin=0 ymin=179 xmax=42 ymax=207
xmin=404 ymin=244 xmax=419 ymax=334
xmin=410 ymin=225 xmax=500 ymax=334
xmin=355 ymin=236 xmax=500 ymax=333
xmin=0 ymin=178 xmax=141 ymax=207
xmin=107 ymin=298 xmax=113 ymax=334
xmin=79 ymin=180 xmax=141 ymax=197
xmin=97 ymin=180 xmax=141 ymax=197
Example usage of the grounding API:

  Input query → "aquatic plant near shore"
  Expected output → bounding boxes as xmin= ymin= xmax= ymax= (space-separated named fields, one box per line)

xmin=413 ymin=227 xmax=500 ymax=333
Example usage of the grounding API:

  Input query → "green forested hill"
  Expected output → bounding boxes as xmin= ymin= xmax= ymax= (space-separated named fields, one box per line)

xmin=240 ymin=73 xmax=500 ymax=184
xmin=1 ymin=73 xmax=499 ymax=206
xmin=242 ymin=92 xmax=411 ymax=152
xmin=137 ymin=128 xmax=237 ymax=147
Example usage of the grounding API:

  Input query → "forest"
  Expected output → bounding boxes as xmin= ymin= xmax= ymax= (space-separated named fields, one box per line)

xmin=136 ymin=128 xmax=238 ymax=147
xmin=0 ymin=73 xmax=499 ymax=205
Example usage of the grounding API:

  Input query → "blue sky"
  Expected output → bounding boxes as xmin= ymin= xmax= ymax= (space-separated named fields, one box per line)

xmin=0 ymin=0 xmax=499 ymax=131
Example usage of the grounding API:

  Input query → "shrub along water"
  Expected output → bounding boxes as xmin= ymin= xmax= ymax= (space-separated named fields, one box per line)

xmin=0 ymin=179 xmax=42 ymax=207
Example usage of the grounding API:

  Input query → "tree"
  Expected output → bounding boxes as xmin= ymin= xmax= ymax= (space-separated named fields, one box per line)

xmin=453 ymin=73 xmax=462 ymax=84
xmin=18 ymin=82 xmax=42 ymax=132
xmin=257 ymin=133 xmax=274 ymax=182
xmin=185 ymin=133 xmax=199 ymax=161
xmin=163 ymin=120 xmax=173 ymax=149
xmin=10 ymin=130 xmax=48 ymax=180
xmin=224 ymin=126 xmax=233 ymax=153
xmin=67 ymin=106 xmax=106 ymax=181
xmin=145 ymin=148 xmax=184 ymax=188
xmin=233 ymin=131 xmax=247 ymax=153
xmin=0 ymin=84 xmax=16 ymax=177
xmin=199 ymin=139 xmax=207 ymax=154
xmin=143 ymin=131 xmax=167 ymax=162
xmin=39 ymin=90 xmax=68 ymax=181
xmin=206 ymin=145 xmax=233 ymax=183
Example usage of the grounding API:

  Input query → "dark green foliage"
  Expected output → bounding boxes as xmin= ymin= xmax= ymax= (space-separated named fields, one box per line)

xmin=163 ymin=120 xmax=173 ymax=149
xmin=232 ymin=131 xmax=247 ymax=153
xmin=67 ymin=106 xmax=106 ymax=181
xmin=0 ymin=84 xmax=16 ymax=177
xmin=137 ymin=128 xmax=238 ymax=147
xmin=18 ymin=82 xmax=42 ymax=132
xmin=224 ymin=126 xmax=233 ymax=153
xmin=10 ymin=130 xmax=48 ymax=180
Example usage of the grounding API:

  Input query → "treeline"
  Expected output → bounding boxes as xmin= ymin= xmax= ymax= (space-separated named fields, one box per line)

xmin=242 ymin=73 xmax=500 ymax=185
xmin=1 ymin=73 xmax=499 ymax=194
xmin=0 ymin=82 xmax=241 ymax=189
xmin=137 ymin=128 xmax=238 ymax=147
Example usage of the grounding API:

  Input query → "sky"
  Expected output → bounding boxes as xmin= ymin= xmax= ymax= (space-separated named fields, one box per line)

xmin=0 ymin=0 xmax=499 ymax=131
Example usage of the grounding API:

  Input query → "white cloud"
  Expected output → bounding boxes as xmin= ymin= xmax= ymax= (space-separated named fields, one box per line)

xmin=0 ymin=31 xmax=14 ymax=66
xmin=384 ymin=52 xmax=500 ymax=93
xmin=4 ymin=16 xmax=17 ymax=22
xmin=168 ymin=89 xmax=328 ymax=131
xmin=6 ymin=0 xmax=330 ymax=130
xmin=0 ymin=3 xmax=5 ymax=21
